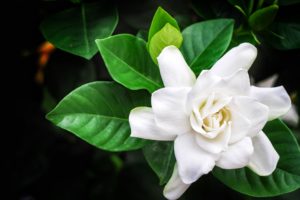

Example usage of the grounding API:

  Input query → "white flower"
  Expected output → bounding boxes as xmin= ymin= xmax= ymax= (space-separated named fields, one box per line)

xmin=129 ymin=43 xmax=291 ymax=200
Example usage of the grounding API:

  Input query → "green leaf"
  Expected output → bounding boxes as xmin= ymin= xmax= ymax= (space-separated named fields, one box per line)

xmin=249 ymin=5 xmax=279 ymax=31
xmin=149 ymin=23 xmax=183 ymax=64
xmin=213 ymin=119 xmax=300 ymax=197
xmin=264 ymin=22 xmax=300 ymax=50
xmin=148 ymin=7 xmax=180 ymax=42
xmin=46 ymin=81 xmax=150 ymax=151
xmin=40 ymin=2 xmax=118 ymax=59
xmin=96 ymin=34 xmax=163 ymax=93
xmin=181 ymin=19 xmax=234 ymax=75
xmin=278 ymin=0 xmax=300 ymax=5
xmin=143 ymin=141 xmax=176 ymax=185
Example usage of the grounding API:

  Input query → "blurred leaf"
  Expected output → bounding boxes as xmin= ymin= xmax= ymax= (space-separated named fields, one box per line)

xmin=181 ymin=19 xmax=234 ymax=75
xmin=278 ymin=0 xmax=300 ymax=5
xmin=149 ymin=23 xmax=183 ymax=64
xmin=249 ymin=5 xmax=279 ymax=31
xmin=190 ymin=0 xmax=215 ymax=19
xmin=96 ymin=34 xmax=163 ymax=93
xmin=148 ymin=7 xmax=180 ymax=43
xmin=213 ymin=119 xmax=300 ymax=197
xmin=143 ymin=141 xmax=175 ymax=185
xmin=47 ymin=81 xmax=150 ymax=151
xmin=136 ymin=30 xmax=148 ymax=41
xmin=41 ymin=2 xmax=118 ymax=59
xmin=263 ymin=22 xmax=300 ymax=49
xmin=228 ymin=0 xmax=248 ymax=14
xmin=42 ymin=88 xmax=57 ymax=113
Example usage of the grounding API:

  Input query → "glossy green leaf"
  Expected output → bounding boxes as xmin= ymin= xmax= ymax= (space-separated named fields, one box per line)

xmin=41 ymin=2 xmax=118 ymax=59
xmin=249 ymin=5 xmax=279 ymax=31
xmin=46 ymin=81 xmax=150 ymax=151
xmin=96 ymin=34 xmax=163 ymax=93
xmin=149 ymin=23 xmax=183 ymax=64
xmin=148 ymin=7 xmax=180 ymax=42
xmin=143 ymin=141 xmax=176 ymax=185
xmin=264 ymin=22 xmax=300 ymax=50
xmin=213 ymin=119 xmax=300 ymax=197
xmin=181 ymin=19 xmax=234 ymax=75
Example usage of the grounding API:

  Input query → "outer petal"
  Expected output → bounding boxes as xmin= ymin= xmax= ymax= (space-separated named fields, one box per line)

xmin=250 ymin=86 xmax=291 ymax=120
xmin=174 ymin=133 xmax=217 ymax=184
xmin=152 ymin=87 xmax=191 ymax=135
xmin=157 ymin=46 xmax=196 ymax=87
xmin=163 ymin=164 xmax=190 ymax=200
xmin=228 ymin=96 xmax=269 ymax=143
xmin=210 ymin=43 xmax=257 ymax=77
xmin=129 ymin=107 xmax=176 ymax=141
xmin=248 ymin=131 xmax=279 ymax=176
xmin=216 ymin=137 xmax=254 ymax=169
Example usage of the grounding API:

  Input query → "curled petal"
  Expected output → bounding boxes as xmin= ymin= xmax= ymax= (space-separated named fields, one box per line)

xmin=250 ymin=86 xmax=291 ymax=120
xmin=163 ymin=164 xmax=190 ymax=200
xmin=129 ymin=107 xmax=176 ymax=141
xmin=210 ymin=43 xmax=257 ymax=77
xmin=248 ymin=131 xmax=279 ymax=176
xmin=216 ymin=137 xmax=254 ymax=169
xmin=157 ymin=46 xmax=196 ymax=87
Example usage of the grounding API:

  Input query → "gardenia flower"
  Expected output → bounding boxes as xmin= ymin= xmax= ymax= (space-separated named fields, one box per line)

xmin=129 ymin=43 xmax=291 ymax=200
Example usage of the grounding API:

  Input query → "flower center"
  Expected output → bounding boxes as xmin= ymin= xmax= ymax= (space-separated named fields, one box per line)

xmin=190 ymin=93 xmax=232 ymax=139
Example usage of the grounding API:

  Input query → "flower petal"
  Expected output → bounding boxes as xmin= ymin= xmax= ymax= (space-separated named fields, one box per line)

xmin=216 ymin=137 xmax=254 ymax=169
xmin=157 ymin=45 xmax=196 ymax=87
xmin=195 ymin=122 xmax=231 ymax=154
xmin=248 ymin=131 xmax=279 ymax=176
xmin=174 ymin=133 xmax=217 ymax=184
xmin=129 ymin=107 xmax=176 ymax=141
xmin=163 ymin=164 xmax=190 ymax=200
xmin=228 ymin=96 xmax=269 ymax=143
xmin=152 ymin=87 xmax=191 ymax=135
xmin=250 ymin=86 xmax=291 ymax=120
xmin=210 ymin=43 xmax=257 ymax=77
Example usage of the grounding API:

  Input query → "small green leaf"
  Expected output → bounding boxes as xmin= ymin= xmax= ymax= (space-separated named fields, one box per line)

xmin=181 ymin=19 xmax=234 ymax=75
xmin=149 ymin=23 xmax=183 ymax=64
xmin=143 ymin=141 xmax=176 ymax=185
xmin=96 ymin=34 xmax=163 ymax=93
xmin=148 ymin=7 xmax=180 ymax=42
xmin=46 ymin=81 xmax=150 ymax=151
xmin=249 ymin=5 xmax=279 ymax=31
xmin=213 ymin=119 xmax=300 ymax=197
xmin=41 ymin=2 xmax=118 ymax=59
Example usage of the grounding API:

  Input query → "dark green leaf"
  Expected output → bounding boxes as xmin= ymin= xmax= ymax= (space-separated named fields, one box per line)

xmin=181 ymin=19 xmax=234 ymax=75
xmin=148 ymin=7 xmax=180 ymax=43
xmin=136 ymin=30 xmax=148 ymax=41
xmin=278 ymin=0 xmax=300 ymax=5
xmin=47 ymin=81 xmax=150 ymax=151
xmin=249 ymin=5 xmax=279 ymax=31
xmin=143 ymin=141 xmax=176 ymax=185
xmin=41 ymin=2 xmax=118 ymax=59
xmin=263 ymin=22 xmax=300 ymax=50
xmin=149 ymin=23 xmax=183 ymax=64
xmin=96 ymin=34 xmax=163 ymax=93
xmin=213 ymin=119 xmax=300 ymax=197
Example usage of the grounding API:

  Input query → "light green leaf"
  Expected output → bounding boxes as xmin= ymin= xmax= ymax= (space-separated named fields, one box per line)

xmin=148 ymin=7 xmax=180 ymax=42
xmin=143 ymin=141 xmax=176 ymax=185
xmin=149 ymin=23 xmax=183 ymax=64
xmin=213 ymin=119 xmax=300 ymax=197
xmin=46 ymin=81 xmax=150 ymax=151
xmin=181 ymin=19 xmax=234 ymax=75
xmin=249 ymin=5 xmax=279 ymax=31
xmin=96 ymin=34 xmax=163 ymax=93
xmin=40 ymin=2 xmax=118 ymax=59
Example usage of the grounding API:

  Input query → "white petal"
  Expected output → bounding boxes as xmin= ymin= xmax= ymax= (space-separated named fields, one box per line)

xmin=129 ymin=107 xmax=176 ymax=141
xmin=281 ymin=105 xmax=299 ymax=127
xmin=250 ymin=86 xmax=291 ymax=120
xmin=195 ymin=122 xmax=231 ymax=154
xmin=163 ymin=164 xmax=190 ymax=200
xmin=210 ymin=43 xmax=257 ymax=77
xmin=152 ymin=87 xmax=191 ymax=135
xmin=228 ymin=96 xmax=269 ymax=143
xmin=216 ymin=137 xmax=254 ymax=169
xmin=174 ymin=133 xmax=217 ymax=184
xmin=248 ymin=131 xmax=279 ymax=176
xmin=157 ymin=46 xmax=196 ymax=87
